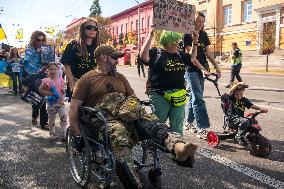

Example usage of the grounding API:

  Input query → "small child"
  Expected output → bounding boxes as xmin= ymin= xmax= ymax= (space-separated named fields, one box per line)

xmin=228 ymin=82 xmax=268 ymax=145
xmin=39 ymin=62 xmax=67 ymax=140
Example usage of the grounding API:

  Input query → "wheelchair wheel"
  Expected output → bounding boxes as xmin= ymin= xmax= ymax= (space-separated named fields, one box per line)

xmin=148 ymin=168 xmax=161 ymax=189
xmin=207 ymin=131 xmax=220 ymax=148
xmin=66 ymin=127 xmax=91 ymax=187
xmin=250 ymin=135 xmax=272 ymax=158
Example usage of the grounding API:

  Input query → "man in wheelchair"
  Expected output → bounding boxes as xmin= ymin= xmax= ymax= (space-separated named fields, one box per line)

xmin=69 ymin=45 xmax=197 ymax=187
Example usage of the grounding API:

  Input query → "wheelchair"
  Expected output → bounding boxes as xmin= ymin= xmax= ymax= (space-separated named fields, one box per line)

xmin=66 ymin=101 xmax=170 ymax=188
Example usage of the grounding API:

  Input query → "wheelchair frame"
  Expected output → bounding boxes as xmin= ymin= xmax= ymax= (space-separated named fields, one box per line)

xmin=66 ymin=102 xmax=166 ymax=188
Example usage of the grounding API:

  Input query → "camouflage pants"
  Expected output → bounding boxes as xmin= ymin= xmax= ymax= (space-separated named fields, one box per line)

xmin=47 ymin=103 xmax=67 ymax=136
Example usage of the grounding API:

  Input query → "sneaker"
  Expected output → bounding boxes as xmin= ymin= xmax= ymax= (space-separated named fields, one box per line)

xmin=185 ymin=123 xmax=197 ymax=133
xmin=197 ymin=129 xmax=208 ymax=140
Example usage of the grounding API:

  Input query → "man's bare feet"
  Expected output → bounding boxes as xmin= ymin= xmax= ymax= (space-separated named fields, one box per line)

xmin=174 ymin=142 xmax=198 ymax=162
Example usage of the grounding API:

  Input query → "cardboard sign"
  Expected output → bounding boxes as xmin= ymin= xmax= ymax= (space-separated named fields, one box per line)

xmin=21 ymin=89 xmax=45 ymax=109
xmin=41 ymin=45 xmax=55 ymax=66
xmin=153 ymin=0 xmax=195 ymax=33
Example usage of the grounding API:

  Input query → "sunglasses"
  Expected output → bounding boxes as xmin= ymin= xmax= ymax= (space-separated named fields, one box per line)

xmin=36 ymin=38 xmax=44 ymax=42
xmin=85 ymin=25 xmax=99 ymax=31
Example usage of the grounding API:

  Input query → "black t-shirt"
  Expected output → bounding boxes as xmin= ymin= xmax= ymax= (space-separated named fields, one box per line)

xmin=144 ymin=48 xmax=192 ymax=91
xmin=183 ymin=31 xmax=211 ymax=72
xmin=60 ymin=40 xmax=97 ymax=79
xmin=230 ymin=96 xmax=253 ymax=117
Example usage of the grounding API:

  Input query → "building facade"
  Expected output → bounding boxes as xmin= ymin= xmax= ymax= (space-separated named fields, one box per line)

xmin=110 ymin=0 xmax=284 ymax=55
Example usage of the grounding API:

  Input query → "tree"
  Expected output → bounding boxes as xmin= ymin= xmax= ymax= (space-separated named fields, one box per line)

xmin=123 ymin=33 xmax=129 ymax=45
xmin=89 ymin=0 xmax=102 ymax=17
xmin=118 ymin=33 xmax=124 ymax=45
xmin=90 ymin=16 xmax=112 ymax=45
xmin=252 ymin=22 xmax=284 ymax=72
xmin=127 ymin=31 xmax=137 ymax=46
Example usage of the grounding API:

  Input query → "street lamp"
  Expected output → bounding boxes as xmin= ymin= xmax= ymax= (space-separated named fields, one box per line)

xmin=135 ymin=0 xmax=140 ymax=53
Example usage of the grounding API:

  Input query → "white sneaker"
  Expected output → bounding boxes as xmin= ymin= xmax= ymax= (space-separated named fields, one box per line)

xmin=185 ymin=123 xmax=197 ymax=133
xmin=197 ymin=129 xmax=208 ymax=140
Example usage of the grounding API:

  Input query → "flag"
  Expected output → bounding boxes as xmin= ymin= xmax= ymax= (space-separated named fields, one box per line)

xmin=0 ymin=24 xmax=7 ymax=40
xmin=16 ymin=29 xmax=23 ymax=40
xmin=45 ymin=26 xmax=56 ymax=35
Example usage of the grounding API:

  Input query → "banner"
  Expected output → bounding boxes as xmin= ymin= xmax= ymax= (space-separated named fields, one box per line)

xmin=0 ymin=24 xmax=7 ymax=40
xmin=16 ymin=29 xmax=23 ymax=40
xmin=153 ymin=0 xmax=195 ymax=33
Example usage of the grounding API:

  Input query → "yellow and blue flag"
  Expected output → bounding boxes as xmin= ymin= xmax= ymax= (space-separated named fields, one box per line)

xmin=0 ymin=24 xmax=7 ymax=40
xmin=16 ymin=29 xmax=23 ymax=40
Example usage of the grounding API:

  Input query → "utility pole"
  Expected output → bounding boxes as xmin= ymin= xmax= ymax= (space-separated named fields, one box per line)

xmin=135 ymin=0 xmax=140 ymax=53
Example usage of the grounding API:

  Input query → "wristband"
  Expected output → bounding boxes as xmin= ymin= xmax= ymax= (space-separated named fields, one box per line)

xmin=193 ymin=43 xmax=198 ymax=46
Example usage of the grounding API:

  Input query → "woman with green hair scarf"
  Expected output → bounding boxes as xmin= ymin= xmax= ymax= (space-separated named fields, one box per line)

xmin=140 ymin=28 xmax=200 ymax=135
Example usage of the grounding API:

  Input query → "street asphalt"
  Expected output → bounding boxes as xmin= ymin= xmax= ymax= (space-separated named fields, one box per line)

xmin=0 ymin=67 xmax=283 ymax=189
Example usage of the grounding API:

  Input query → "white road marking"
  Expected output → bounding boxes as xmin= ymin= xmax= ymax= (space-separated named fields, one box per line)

xmin=198 ymin=148 xmax=284 ymax=189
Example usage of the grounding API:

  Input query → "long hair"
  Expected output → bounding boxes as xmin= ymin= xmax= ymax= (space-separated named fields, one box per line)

xmin=76 ymin=18 xmax=100 ymax=58
xmin=8 ymin=47 xmax=20 ymax=60
xmin=195 ymin=11 xmax=206 ymax=31
xmin=28 ymin=30 xmax=47 ymax=47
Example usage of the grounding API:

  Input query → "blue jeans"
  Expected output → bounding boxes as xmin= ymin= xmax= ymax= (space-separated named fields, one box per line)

xmin=185 ymin=71 xmax=210 ymax=129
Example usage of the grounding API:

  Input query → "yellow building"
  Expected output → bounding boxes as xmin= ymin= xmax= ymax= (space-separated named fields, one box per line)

xmin=187 ymin=0 xmax=284 ymax=55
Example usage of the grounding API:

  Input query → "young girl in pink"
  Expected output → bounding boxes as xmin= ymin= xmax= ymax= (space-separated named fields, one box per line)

xmin=39 ymin=62 xmax=67 ymax=140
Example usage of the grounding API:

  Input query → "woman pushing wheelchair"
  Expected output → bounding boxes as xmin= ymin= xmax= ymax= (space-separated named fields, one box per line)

xmin=69 ymin=45 xmax=198 ymax=188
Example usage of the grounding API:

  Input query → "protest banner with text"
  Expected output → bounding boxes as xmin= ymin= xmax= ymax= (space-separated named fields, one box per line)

xmin=153 ymin=0 xmax=195 ymax=33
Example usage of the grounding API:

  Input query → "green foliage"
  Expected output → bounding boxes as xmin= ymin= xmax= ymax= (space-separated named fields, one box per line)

xmin=89 ymin=0 xmax=102 ymax=17
xmin=127 ymin=31 xmax=137 ymax=45
xmin=90 ymin=16 xmax=112 ymax=44
xmin=123 ymin=33 xmax=129 ymax=45
xmin=118 ymin=33 xmax=124 ymax=45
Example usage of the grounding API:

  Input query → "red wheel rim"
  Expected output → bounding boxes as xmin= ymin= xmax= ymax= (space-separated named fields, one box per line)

xmin=207 ymin=131 xmax=219 ymax=148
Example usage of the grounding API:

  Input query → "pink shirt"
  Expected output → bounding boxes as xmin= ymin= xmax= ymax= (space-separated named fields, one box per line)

xmin=42 ymin=77 xmax=65 ymax=102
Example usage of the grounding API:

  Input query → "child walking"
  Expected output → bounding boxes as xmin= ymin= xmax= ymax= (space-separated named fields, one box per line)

xmin=39 ymin=62 xmax=67 ymax=140
xmin=228 ymin=82 xmax=268 ymax=145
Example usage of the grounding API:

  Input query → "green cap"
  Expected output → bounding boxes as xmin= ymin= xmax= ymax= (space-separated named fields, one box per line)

xmin=94 ymin=45 xmax=124 ymax=59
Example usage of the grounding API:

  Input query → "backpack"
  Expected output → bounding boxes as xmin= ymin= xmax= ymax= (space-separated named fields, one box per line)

xmin=221 ymin=93 xmax=232 ymax=115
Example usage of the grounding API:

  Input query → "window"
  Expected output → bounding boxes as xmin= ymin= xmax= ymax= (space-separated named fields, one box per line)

xmin=224 ymin=5 xmax=232 ymax=26
xmin=131 ymin=21 xmax=133 ymax=31
xmin=147 ymin=16 xmax=151 ymax=28
xmin=125 ymin=23 xmax=128 ymax=34
xmin=142 ymin=18 xmax=144 ymax=30
xmin=243 ymin=0 xmax=252 ymax=22
xmin=121 ymin=25 xmax=123 ymax=34
xmin=136 ymin=19 xmax=138 ymax=31
xmin=201 ymin=10 xmax=207 ymax=26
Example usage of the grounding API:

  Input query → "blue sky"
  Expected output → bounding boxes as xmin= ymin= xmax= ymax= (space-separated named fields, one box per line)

xmin=0 ymin=0 xmax=144 ymax=47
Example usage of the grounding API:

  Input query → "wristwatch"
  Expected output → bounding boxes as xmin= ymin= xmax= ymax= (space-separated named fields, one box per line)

xmin=193 ymin=43 xmax=198 ymax=46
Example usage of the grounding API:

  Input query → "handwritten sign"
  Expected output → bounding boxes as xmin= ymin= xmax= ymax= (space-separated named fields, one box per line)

xmin=153 ymin=0 xmax=195 ymax=33
xmin=21 ymin=89 xmax=45 ymax=109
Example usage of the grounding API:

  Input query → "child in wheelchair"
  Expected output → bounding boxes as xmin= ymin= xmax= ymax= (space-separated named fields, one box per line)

xmin=224 ymin=82 xmax=268 ymax=145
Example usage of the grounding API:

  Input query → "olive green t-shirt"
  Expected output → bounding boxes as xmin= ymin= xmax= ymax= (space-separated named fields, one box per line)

xmin=72 ymin=70 xmax=134 ymax=107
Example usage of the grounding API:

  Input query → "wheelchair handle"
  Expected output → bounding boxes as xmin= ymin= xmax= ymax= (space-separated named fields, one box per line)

xmin=140 ymin=100 xmax=156 ymax=113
